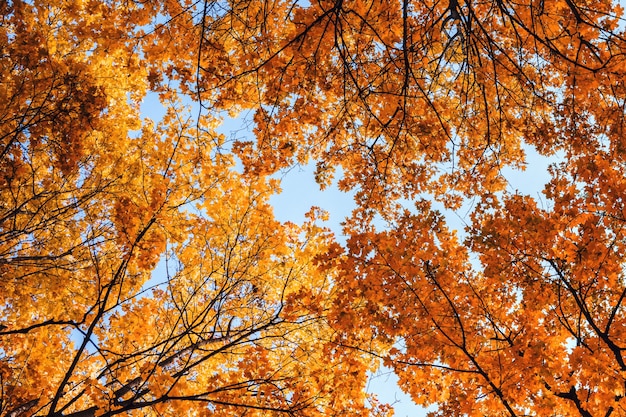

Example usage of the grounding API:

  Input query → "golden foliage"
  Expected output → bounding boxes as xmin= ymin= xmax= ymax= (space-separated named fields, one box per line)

xmin=3 ymin=0 xmax=626 ymax=416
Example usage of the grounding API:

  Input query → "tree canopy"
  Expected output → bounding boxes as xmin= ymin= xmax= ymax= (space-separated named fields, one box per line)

xmin=2 ymin=0 xmax=626 ymax=416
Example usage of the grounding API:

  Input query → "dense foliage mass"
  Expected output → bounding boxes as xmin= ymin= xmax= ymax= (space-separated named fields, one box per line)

xmin=2 ymin=0 xmax=626 ymax=416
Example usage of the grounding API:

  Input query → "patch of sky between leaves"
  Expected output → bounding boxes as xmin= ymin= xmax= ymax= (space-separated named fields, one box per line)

xmin=270 ymin=144 xmax=566 ymax=252
xmin=430 ymin=144 xmax=564 ymax=242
